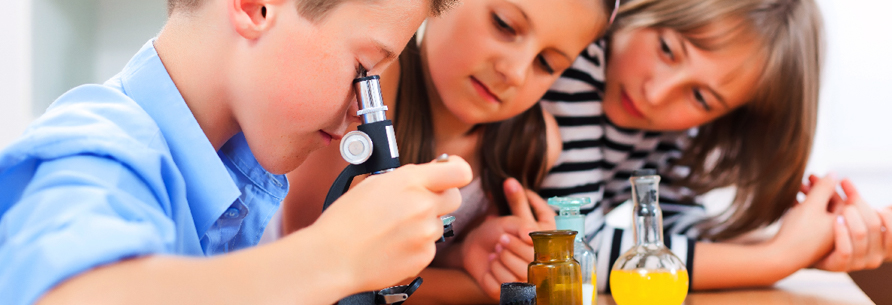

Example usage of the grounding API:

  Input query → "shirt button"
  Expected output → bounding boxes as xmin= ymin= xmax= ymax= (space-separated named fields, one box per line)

xmin=224 ymin=207 xmax=240 ymax=218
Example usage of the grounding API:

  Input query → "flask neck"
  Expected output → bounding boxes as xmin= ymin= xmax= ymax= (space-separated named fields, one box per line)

xmin=555 ymin=215 xmax=585 ymax=243
xmin=630 ymin=175 xmax=664 ymax=246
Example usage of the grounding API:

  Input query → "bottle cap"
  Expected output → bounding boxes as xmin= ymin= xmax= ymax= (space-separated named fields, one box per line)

xmin=500 ymin=282 xmax=536 ymax=305
xmin=632 ymin=169 xmax=657 ymax=177
xmin=547 ymin=197 xmax=590 ymax=216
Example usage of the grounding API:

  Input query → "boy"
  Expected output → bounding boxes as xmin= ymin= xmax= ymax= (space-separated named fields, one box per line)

xmin=0 ymin=0 xmax=468 ymax=304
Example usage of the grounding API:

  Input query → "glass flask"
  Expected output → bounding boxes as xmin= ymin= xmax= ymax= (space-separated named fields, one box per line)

xmin=548 ymin=197 xmax=597 ymax=305
xmin=610 ymin=169 xmax=688 ymax=305
xmin=528 ymin=230 xmax=582 ymax=305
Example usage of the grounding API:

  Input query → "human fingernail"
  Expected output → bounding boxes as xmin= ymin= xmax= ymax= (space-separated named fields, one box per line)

xmin=488 ymin=253 xmax=496 ymax=261
xmin=837 ymin=215 xmax=845 ymax=224
xmin=435 ymin=154 xmax=449 ymax=162
xmin=500 ymin=234 xmax=510 ymax=245
xmin=495 ymin=244 xmax=503 ymax=253
xmin=507 ymin=179 xmax=520 ymax=193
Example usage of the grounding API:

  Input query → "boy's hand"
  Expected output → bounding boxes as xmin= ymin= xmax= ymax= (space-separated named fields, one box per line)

xmin=461 ymin=178 xmax=556 ymax=299
xmin=769 ymin=173 xmax=838 ymax=270
xmin=806 ymin=176 xmax=892 ymax=271
xmin=309 ymin=155 xmax=472 ymax=293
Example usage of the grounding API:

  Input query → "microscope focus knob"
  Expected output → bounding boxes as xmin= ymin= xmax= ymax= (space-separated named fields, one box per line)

xmin=340 ymin=130 xmax=374 ymax=165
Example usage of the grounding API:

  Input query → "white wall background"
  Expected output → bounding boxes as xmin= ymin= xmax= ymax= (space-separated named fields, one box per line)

xmin=0 ymin=0 xmax=890 ymax=206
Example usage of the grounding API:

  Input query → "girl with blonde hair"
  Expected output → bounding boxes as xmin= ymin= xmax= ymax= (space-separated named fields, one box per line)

xmin=473 ymin=0 xmax=892 ymax=293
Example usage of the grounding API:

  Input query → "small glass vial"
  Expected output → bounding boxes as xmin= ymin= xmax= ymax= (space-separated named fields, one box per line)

xmin=528 ymin=230 xmax=582 ymax=305
xmin=548 ymin=197 xmax=597 ymax=305
xmin=609 ymin=170 xmax=688 ymax=305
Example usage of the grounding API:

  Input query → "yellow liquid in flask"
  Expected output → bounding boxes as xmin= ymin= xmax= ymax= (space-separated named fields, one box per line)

xmin=610 ymin=269 xmax=688 ymax=305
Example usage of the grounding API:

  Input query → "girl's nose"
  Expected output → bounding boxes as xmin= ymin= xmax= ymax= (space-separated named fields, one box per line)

xmin=643 ymin=70 xmax=683 ymax=107
xmin=495 ymin=50 xmax=532 ymax=88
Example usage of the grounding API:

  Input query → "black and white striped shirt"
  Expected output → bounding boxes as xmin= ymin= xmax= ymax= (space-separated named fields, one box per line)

xmin=540 ymin=40 xmax=708 ymax=292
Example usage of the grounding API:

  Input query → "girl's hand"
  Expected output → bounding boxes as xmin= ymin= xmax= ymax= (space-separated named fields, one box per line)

xmin=461 ymin=178 xmax=555 ymax=299
xmin=484 ymin=179 xmax=556 ymax=285
xmin=806 ymin=175 xmax=892 ymax=271
xmin=768 ymin=173 xmax=839 ymax=270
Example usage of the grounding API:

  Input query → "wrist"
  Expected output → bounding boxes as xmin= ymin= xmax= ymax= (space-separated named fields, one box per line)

xmin=273 ymin=225 xmax=358 ymax=303
xmin=761 ymin=237 xmax=805 ymax=280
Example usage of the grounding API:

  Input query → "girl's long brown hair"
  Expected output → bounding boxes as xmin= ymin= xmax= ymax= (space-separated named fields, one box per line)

xmin=394 ymin=40 xmax=549 ymax=216
xmin=614 ymin=0 xmax=824 ymax=240
xmin=394 ymin=0 xmax=619 ymax=215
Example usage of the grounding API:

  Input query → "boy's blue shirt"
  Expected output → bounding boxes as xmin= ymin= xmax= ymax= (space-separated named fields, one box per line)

xmin=0 ymin=40 xmax=288 ymax=305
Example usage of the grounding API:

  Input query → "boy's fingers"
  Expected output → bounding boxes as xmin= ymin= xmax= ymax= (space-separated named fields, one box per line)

xmin=416 ymin=156 xmax=473 ymax=192
xmin=526 ymin=190 xmax=556 ymax=229
xmin=434 ymin=188 xmax=463 ymax=217
xmin=504 ymin=178 xmax=536 ymax=222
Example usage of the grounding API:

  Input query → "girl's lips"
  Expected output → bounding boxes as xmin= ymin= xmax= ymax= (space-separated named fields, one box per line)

xmin=471 ymin=77 xmax=501 ymax=104
xmin=621 ymin=90 xmax=646 ymax=119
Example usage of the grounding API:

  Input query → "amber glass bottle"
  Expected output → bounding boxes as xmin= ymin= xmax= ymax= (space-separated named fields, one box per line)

xmin=528 ymin=230 xmax=582 ymax=305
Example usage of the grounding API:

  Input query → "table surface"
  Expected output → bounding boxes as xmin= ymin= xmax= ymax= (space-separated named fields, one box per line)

xmin=595 ymin=269 xmax=875 ymax=305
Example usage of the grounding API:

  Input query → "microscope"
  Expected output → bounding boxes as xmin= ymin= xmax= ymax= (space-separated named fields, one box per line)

xmin=322 ymin=70 xmax=455 ymax=305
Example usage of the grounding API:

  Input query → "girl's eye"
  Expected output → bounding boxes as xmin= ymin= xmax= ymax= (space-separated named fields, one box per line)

xmin=659 ymin=37 xmax=674 ymax=60
xmin=538 ymin=55 xmax=555 ymax=74
xmin=492 ymin=13 xmax=516 ymax=36
xmin=693 ymin=88 xmax=711 ymax=111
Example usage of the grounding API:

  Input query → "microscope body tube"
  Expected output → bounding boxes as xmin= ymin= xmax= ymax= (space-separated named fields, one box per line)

xmin=322 ymin=75 xmax=400 ymax=210
xmin=355 ymin=75 xmax=388 ymax=124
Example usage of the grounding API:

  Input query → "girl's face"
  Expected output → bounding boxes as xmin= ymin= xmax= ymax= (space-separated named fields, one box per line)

xmin=603 ymin=25 xmax=765 ymax=131
xmin=422 ymin=0 xmax=604 ymax=125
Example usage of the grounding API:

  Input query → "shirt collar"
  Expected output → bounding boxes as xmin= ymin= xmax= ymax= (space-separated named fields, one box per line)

xmin=116 ymin=40 xmax=241 ymax=237
xmin=220 ymin=133 xmax=289 ymax=201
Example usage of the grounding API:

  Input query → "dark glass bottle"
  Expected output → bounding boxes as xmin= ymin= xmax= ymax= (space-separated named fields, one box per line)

xmin=528 ymin=230 xmax=582 ymax=305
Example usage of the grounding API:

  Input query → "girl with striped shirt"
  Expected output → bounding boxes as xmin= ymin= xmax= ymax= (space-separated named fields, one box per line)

xmin=482 ymin=0 xmax=892 ymax=294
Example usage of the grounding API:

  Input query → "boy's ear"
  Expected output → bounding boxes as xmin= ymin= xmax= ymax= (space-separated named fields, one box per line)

xmin=228 ymin=0 xmax=276 ymax=40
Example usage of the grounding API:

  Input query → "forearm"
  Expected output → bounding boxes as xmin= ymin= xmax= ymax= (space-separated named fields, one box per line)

xmin=38 ymin=227 xmax=352 ymax=305
xmin=405 ymin=268 xmax=495 ymax=304
xmin=692 ymin=241 xmax=799 ymax=290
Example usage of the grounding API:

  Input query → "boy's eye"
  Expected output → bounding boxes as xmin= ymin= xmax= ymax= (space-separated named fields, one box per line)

xmin=492 ymin=13 xmax=516 ymax=36
xmin=693 ymin=88 xmax=711 ymax=111
xmin=537 ymin=55 xmax=555 ymax=74
xmin=659 ymin=37 xmax=674 ymax=59
xmin=355 ymin=63 xmax=368 ymax=77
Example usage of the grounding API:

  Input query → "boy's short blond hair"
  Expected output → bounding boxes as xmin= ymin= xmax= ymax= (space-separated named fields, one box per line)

xmin=168 ymin=0 xmax=456 ymax=20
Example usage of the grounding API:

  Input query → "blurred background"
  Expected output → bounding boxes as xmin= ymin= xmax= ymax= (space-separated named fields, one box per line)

xmin=0 ymin=0 xmax=889 ymax=208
